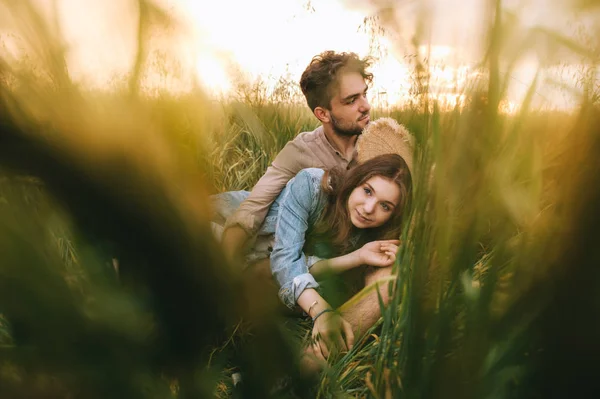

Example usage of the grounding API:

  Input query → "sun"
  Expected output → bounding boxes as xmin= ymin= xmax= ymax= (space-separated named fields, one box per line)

xmin=195 ymin=55 xmax=231 ymax=95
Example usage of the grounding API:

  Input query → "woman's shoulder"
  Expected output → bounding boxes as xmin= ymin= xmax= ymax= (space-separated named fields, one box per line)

xmin=296 ymin=167 xmax=325 ymax=181
xmin=284 ymin=168 xmax=325 ymax=203
xmin=291 ymin=168 xmax=325 ymax=192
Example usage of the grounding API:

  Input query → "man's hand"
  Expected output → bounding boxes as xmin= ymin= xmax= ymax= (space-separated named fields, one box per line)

xmin=311 ymin=310 xmax=355 ymax=360
xmin=357 ymin=240 xmax=400 ymax=267
xmin=221 ymin=226 xmax=249 ymax=266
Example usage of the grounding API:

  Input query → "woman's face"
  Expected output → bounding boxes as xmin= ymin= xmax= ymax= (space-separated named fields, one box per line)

xmin=347 ymin=175 xmax=401 ymax=229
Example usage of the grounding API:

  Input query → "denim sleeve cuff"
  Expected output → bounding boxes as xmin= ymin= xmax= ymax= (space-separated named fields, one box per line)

xmin=277 ymin=272 xmax=320 ymax=309
xmin=306 ymin=255 xmax=325 ymax=269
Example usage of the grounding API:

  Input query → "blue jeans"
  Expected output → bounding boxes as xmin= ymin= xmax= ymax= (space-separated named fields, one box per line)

xmin=210 ymin=191 xmax=279 ymax=264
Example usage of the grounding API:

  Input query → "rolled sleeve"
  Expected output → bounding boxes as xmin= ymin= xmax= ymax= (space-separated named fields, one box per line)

xmin=306 ymin=255 xmax=325 ymax=269
xmin=270 ymin=169 xmax=324 ymax=309
xmin=278 ymin=273 xmax=319 ymax=309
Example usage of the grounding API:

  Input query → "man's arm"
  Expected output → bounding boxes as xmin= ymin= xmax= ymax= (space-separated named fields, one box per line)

xmin=220 ymin=225 xmax=249 ymax=264
xmin=222 ymin=140 xmax=311 ymax=262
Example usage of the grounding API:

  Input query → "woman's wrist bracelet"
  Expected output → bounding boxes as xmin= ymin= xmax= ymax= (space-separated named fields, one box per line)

xmin=312 ymin=308 xmax=335 ymax=323
xmin=308 ymin=300 xmax=319 ymax=317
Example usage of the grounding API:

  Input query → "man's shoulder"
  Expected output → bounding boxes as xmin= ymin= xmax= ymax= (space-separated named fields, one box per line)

xmin=273 ymin=125 xmax=330 ymax=170
xmin=290 ymin=126 xmax=324 ymax=146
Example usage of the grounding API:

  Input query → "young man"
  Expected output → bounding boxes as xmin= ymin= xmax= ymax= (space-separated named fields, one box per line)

xmin=221 ymin=51 xmax=373 ymax=261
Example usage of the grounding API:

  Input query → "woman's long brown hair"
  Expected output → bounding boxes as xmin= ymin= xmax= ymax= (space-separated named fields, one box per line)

xmin=309 ymin=153 xmax=412 ymax=256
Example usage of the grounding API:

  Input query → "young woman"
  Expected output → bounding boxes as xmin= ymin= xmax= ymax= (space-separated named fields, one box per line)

xmin=269 ymin=153 xmax=411 ymax=361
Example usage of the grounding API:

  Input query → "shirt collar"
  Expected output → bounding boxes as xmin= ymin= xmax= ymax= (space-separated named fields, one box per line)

xmin=315 ymin=126 xmax=356 ymax=163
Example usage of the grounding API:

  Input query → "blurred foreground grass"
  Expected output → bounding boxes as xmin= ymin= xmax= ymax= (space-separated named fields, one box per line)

xmin=1 ymin=0 xmax=600 ymax=398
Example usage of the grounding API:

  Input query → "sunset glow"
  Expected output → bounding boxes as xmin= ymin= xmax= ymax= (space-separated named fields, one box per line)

xmin=0 ymin=0 xmax=591 ymax=111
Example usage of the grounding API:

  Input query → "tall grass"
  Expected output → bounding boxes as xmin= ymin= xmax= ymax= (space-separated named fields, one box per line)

xmin=317 ymin=1 xmax=600 ymax=398
xmin=0 ymin=0 xmax=599 ymax=398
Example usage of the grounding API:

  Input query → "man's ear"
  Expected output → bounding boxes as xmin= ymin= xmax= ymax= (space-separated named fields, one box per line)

xmin=314 ymin=107 xmax=330 ymax=124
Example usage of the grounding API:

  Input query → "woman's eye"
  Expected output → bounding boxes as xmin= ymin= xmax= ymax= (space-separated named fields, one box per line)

xmin=363 ymin=187 xmax=371 ymax=195
xmin=381 ymin=203 xmax=390 ymax=211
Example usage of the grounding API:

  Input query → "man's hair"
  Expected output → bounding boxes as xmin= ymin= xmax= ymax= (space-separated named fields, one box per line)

xmin=299 ymin=51 xmax=373 ymax=111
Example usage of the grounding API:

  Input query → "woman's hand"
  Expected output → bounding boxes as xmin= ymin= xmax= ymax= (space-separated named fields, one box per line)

xmin=311 ymin=310 xmax=354 ymax=360
xmin=357 ymin=240 xmax=400 ymax=267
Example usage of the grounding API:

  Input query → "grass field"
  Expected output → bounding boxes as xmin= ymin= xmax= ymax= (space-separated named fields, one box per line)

xmin=1 ymin=0 xmax=599 ymax=398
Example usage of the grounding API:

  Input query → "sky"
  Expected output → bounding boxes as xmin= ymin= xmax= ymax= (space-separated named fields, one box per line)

xmin=1 ymin=0 xmax=598 ymax=110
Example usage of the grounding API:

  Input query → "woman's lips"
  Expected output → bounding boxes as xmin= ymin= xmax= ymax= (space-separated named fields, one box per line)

xmin=356 ymin=209 xmax=370 ymax=223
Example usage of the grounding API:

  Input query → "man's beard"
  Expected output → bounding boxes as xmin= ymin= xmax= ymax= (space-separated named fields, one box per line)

xmin=331 ymin=113 xmax=367 ymax=137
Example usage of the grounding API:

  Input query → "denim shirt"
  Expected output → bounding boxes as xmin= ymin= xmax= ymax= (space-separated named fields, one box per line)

xmin=211 ymin=168 xmax=345 ymax=309
xmin=269 ymin=168 xmax=329 ymax=309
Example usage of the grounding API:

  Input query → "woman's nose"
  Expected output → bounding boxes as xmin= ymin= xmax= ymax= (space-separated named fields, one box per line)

xmin=363 ymin=199 xmax=376 ymax=214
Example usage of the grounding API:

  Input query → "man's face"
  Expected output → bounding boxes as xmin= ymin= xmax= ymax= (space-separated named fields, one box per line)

xmin=328 ymin=72 xmax=371 ymax=137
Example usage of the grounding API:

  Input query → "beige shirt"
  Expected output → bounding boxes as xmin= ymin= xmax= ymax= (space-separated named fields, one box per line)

xmin=224 ymin=126 xmax=355 ymax=235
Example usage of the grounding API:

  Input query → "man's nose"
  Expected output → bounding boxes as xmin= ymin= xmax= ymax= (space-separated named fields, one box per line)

xmin=359 ymin=96 xmax=371 ymax=112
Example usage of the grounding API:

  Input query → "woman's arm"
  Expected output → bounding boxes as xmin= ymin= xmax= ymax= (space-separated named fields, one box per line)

xmin=310 ymin=239 xmax=400 ymax=279
xmin=270 ymin=169 xmax=356 ymax=357
xmin=309 ymin=251 xmax=361 ymax=277
xmin=270 ymin=169 xmax=324 ymax=309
